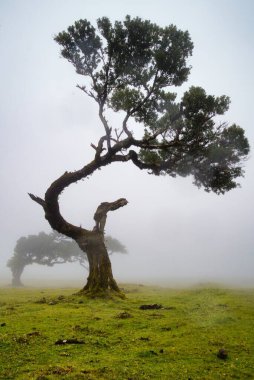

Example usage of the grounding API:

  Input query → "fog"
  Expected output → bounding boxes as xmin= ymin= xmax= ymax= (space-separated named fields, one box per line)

xmin=1 ymin=0 xmax=254 ymax=288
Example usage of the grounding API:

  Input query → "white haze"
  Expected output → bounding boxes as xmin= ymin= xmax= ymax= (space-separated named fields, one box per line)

xmin=0 ymin=0 xmax=254 ymax=287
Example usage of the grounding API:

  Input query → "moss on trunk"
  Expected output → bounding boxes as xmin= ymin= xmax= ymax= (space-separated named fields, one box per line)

xmin=76 ymin=232 xmax=125 ymax=298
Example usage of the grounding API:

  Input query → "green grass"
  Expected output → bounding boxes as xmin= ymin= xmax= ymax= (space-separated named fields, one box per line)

xmin=0 ymin=284 xmax=253 ymax=379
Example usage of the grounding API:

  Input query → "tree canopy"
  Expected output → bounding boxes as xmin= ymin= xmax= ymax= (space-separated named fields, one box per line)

xmin=54 ymin=16 xmax=249 ymax=194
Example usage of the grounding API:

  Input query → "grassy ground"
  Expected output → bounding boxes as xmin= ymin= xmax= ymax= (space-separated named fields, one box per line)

xmin=0 ymin=284 xmax=253 ymax=379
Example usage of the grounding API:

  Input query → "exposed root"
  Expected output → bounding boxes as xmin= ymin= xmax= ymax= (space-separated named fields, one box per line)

xmin=74 ymin=287 xmax=126 ymax=300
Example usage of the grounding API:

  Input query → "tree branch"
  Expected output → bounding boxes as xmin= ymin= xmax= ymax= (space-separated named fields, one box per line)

xmin=91 ymin=136 xmax=107 ymax=160
xmin=93 ymin=198 xmax=128 ymax=233
xmin=99 ymin=104 xmax=112 ymax=150
xmin=122 ymin=113 xmax=132 ymax=138
xmin=128 ymin=150 xmax=161 ymax=175
xmin=76 ymin=85 xmax=97 ymax=100
xmin=101 ymin=52 xmax=112 ymax=104
xmin=111 ymin=154 xmax=131 ymax=162
xmin=128 ymin=69 xmax=159 ymax=116
xmin=28 ymin=193 xmax=46 ymax=208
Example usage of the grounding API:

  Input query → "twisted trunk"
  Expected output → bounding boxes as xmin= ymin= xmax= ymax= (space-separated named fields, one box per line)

xmin=77 ymin=231 xmax=121 ymax=295
xmin=29 ymin=156 xmax=128 ymax=297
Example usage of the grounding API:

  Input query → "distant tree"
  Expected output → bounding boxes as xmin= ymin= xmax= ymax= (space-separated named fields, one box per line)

xmin=7 ymin=231 xmax=126 ymax=287
xmin=29 ymin=16 xmax=249 ymax=297
xmin=105 ymin=236 xmax=127 ymax=256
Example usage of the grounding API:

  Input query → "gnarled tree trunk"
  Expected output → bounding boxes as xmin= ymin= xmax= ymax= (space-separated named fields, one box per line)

xmin=77 ymin=231 xmax=120 ymax=295
xmin=29 ymin=160 xmax=128 ymax=297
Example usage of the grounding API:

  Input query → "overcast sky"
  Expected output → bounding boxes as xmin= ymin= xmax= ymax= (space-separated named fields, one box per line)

xmin=0 ymin=0 xmax=254 ymax=286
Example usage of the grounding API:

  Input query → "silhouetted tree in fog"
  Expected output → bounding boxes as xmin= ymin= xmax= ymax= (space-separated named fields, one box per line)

xmin=8 ymin=231 xmax=126 ymax=286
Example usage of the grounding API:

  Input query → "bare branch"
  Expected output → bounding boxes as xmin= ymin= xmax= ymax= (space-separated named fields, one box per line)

xmin=90 ymin=143 xmax=97 ymax=151
xmin=28 ymin=193 xmax=46 ymax=208
xmin=76 ymin=85 xmax=97 ymax=100
xmin=95 ymin=136 xmax=107 ymax=160
xmin=114 ymin=128 xmax=124 ymax=141
xmin=122 ymin=113 xmax=132 ymax=138
xmin=93 ymin=198 xmax=128 ymax=233
xmin=99 ymin=105 xmax=112 ymax=150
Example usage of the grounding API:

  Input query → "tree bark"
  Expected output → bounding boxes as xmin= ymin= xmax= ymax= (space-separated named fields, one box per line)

xmin=29 ymin=164 xmax=128 ymax=297
xmin=76 ymin=231 xmax=122 ymax=296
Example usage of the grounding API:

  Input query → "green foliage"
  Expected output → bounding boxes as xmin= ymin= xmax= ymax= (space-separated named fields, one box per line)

xmin=140 ymin=87 xmax=249 ymax=193
xmin=54 ymin=16 xmax=249 ymax=195
xmin=182 ymin=86 xmax=230 ymax=117
xmin=55 ymin=20 xmax=101 ymax=75
xmin=0 ymin=285 xmax=254 ymax=379
xmin=55 ymin=16 xmax=193 ymax=117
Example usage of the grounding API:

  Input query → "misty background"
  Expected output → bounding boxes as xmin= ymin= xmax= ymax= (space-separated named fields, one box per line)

xmin=1 ymin=0 xmax=253 ymax=287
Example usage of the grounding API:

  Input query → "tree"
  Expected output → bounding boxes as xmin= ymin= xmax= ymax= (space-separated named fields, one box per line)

xmin=29 ymin=16 xmax=249 ymax=297
xmin=7 ymin=231 xmax=127 ymax=287
xmin=7 ymin=232 xmax=126 ymax=287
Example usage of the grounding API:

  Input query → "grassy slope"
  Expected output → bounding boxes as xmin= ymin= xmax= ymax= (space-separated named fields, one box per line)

xmin=0 ymin=285 xmax=253 ymax=379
